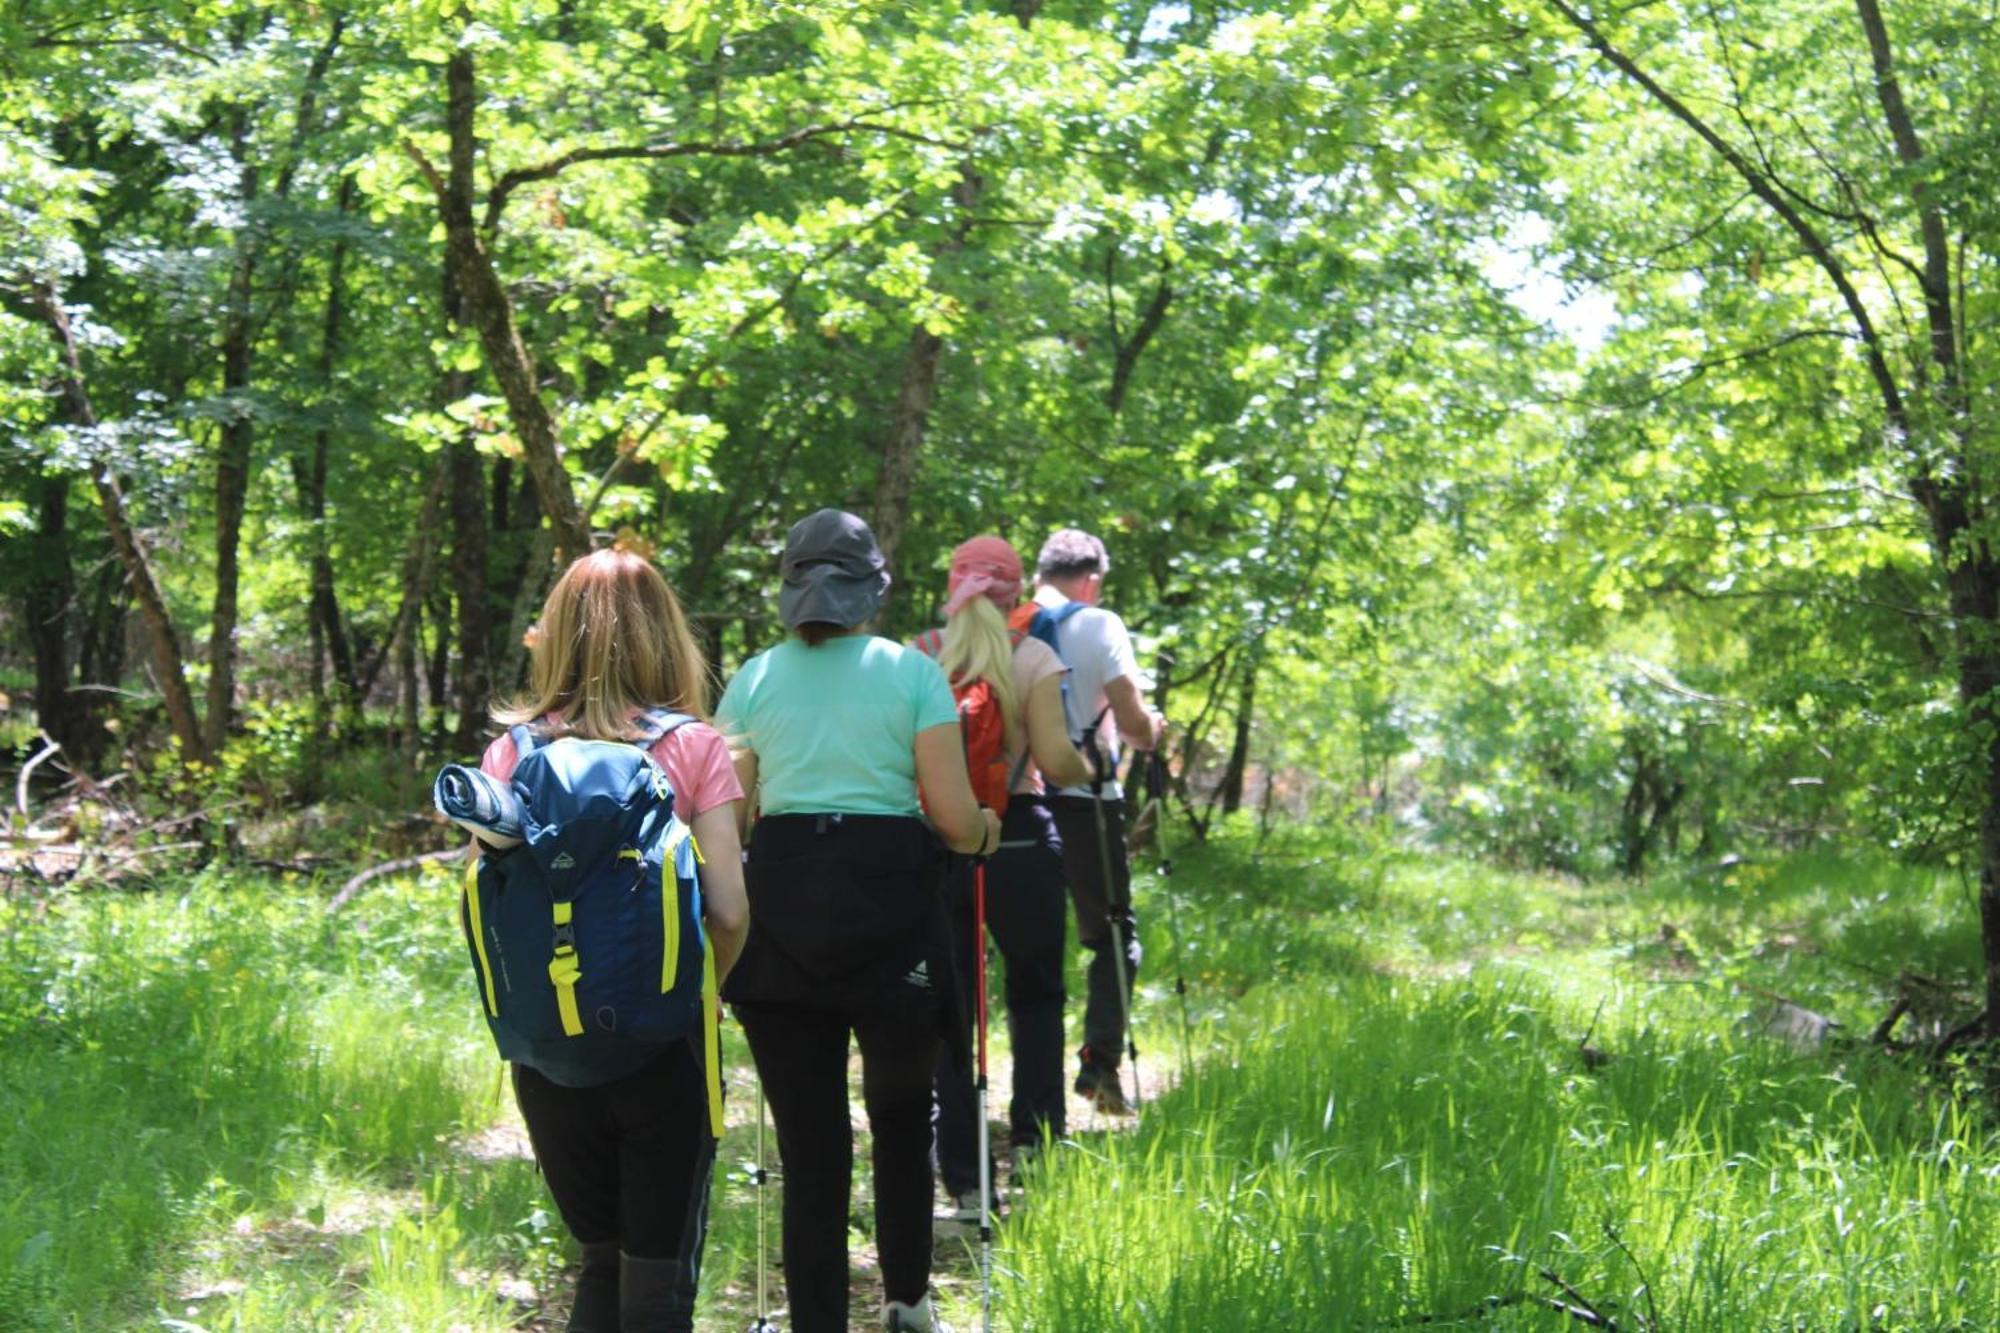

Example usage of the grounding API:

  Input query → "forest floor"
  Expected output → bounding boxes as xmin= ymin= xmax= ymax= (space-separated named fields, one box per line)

xmin=1 ymin=819 xmax=1995 ymax=1330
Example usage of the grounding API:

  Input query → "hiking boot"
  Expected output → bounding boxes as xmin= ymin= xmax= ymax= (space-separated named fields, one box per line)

xmin=619 ymin=1252 xmax=695 ymax=1332
xmin=564 ymin=1240 xmax=619 ymax=1333
xmin=1073 ymin=1049 xmax=1130 ymax=1114
xmin=884 ymin=1292 xmax=953 ymax=1332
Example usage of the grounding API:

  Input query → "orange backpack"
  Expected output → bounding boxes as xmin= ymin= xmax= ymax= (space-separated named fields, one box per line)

xmin=911 ymin=628 xmax=1022 ymax=815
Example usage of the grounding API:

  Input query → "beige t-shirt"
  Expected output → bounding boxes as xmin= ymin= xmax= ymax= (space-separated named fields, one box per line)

xmin=1006 ymin=635 xmax=1068 ymax=796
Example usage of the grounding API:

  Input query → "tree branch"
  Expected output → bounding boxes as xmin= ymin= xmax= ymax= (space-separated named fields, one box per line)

xmin=1544 ymin=0 xmax=1907 ymax=432
xmin=1852 ymin=0 xmax=1959 ymax=393
xmin=483 ymin=112 xmax=973 ymax=230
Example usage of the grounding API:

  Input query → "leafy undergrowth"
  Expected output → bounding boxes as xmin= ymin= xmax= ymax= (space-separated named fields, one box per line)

xmin=0 ymin=825 xmax=1989 ymax=1329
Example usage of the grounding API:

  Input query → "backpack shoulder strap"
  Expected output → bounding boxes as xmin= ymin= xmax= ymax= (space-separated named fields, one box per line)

xmin=508 ymin=722 xmax=542 ymax=763
xmin=1049 ymin=599 xmax=1089 ymax=628
xmin=636 ymin=708 xmax=696 ymax=746
xmin=912 ymin=628 xmax=944 ymax=659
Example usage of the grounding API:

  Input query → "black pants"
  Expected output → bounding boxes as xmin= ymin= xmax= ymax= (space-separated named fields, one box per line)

xmin=511 ymin=1043 xmax=716 ymax=1329
xmin=935 ymin=799 xmax=1069 ymax=1196
xmin=725 ymin=813 xmax=947 ymax=1332
xmin=1050 ymin=795 xmax=1140 ymax=1065
xmin=736 ymin=997 xmax=939 ymax=1332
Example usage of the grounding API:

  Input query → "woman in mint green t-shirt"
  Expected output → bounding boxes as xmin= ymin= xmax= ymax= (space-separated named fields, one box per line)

xmin=717 ymin=509 xmax=996 ymax=1333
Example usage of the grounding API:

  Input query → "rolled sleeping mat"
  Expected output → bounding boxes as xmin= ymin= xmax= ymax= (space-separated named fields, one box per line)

xmin=433 ymin=763 xmax=525 ymax=849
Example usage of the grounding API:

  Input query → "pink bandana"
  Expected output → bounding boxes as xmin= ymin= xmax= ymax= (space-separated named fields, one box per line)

xmin=943 ymin=535 xmax=1024 ymax=616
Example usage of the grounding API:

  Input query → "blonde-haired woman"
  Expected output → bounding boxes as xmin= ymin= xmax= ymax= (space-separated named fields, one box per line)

xmin=919 ymin=535 xmax=1091 ymax=1217
xmin=477 ymin=549 xmax=748 ymax=1333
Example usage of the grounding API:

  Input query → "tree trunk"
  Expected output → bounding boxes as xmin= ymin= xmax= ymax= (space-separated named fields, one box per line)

xmin=358 ymin=451 xmax=451 ymax=702
xmin=1619 ymin=745 xmax=1660 ymax=876
xmin=443 ymin=258 xmax=491 ymax=751
xmin=431 ymin=48 xmax=591 ymax=565
xmin=425 ymin=580 xmax=454 ymax=734
xmin=24 ymin=473 xmax=75 ymax=749
xmin=871 ymin=164 xmax=982 ymax=586
xmin=491 ymin=455 xmax=512 ymax=532
xmin=871 ymin=322 xmax=945 ymax=584
xmin=1217 ymin=655 xmax=1258 ymax=815
xmin=1848 ymin=0 xmax=2000 ymax=1037
xmin=398 ymin=594 xmax=420 ymax=755
xmin=32 ymin=282 xmax=207 ymax=763
xmin=498 ymin=471 xmax=549 ymax=693
xmin=448 ymin=441 xmax=491 ymax=746
xmin=1105 ymin=262 xmax=1173 ymax=418
xmin=76 ymin=555 xmax=128 ymax=707
xmin=294 ymin=179 xmax=358 ymax=714
xmin=205 ymin=110 xmax=260 ymax=757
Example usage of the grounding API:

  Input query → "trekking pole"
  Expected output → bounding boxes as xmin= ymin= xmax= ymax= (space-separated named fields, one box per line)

xmin=1146 ymin=748 xmax=1195 ymax=1078
xmin=748 ymin=1078 xmax=777 ymax=1333
xmin=1087 ymin=775 xmax=1141 ymax=1112
xmin=974 ymin=853 xmax=995 ymax=1333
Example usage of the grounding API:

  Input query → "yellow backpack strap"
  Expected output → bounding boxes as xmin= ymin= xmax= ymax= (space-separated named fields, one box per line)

xmin=701 ymin=936 xmax=724 ymax=1138
xmin=464 ymin=857 xmax=498 ymax=1018
xmin=549 ymin=899 xmax=585 ymax=1037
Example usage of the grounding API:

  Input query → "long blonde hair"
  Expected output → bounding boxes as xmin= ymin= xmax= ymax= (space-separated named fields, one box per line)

xmin=938 ymin=596 xmax=1020 ymax=735
xmin=495 ymin=549 xmax=710 ymax=740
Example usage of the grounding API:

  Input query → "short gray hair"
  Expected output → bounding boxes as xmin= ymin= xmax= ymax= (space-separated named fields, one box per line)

xmin=1037 ymin=529 xmax=1109 ymax=578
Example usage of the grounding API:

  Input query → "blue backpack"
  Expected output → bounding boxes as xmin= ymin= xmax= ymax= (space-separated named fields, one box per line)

xmin=1011 ymin=599 xmax=1091 ymax=735
xmin=456 ymin=711 xmax=722 ymax=1135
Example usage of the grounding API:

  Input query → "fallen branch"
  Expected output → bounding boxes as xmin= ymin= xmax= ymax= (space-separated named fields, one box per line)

xmin=16 ymin=735 xmax=62 ymax=818
xmin=1385 ymin=1292 xmax=1526 ymax=1325
xmin=326 ymin=848 xmax=461 ymax=912
xmin=1386 ymin=1288 xmax=1618 ymax=1329
xmin=1936 ymin=1010 xmax=1988 ymax=1055
xmin=246 ymin=855 xmax=338 ymax=875
xmin=101 ymin=840 xmax=205 ymax=865
xmin=1601 ymin=1224 xmax=1660 ymax=1332
xmin=1870 ymin=993 xmax=1912 ymax=1044
xmin=1539 ymin=1269 xmax=1617 ymax=1329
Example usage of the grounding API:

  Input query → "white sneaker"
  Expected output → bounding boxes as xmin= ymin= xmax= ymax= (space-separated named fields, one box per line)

xmin=884 ymin=1293 xmax=953 ymax=1332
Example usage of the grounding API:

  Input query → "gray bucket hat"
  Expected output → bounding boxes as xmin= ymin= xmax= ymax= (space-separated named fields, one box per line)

xmin=779 ymin=508 xmax=891 ymax=629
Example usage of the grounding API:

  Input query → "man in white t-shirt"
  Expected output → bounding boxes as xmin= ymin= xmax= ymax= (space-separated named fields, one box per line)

xmin=1032 ymin=529 xmax=1165 ymax=1114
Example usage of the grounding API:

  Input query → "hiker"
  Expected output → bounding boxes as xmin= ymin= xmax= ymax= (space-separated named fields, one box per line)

xmin=473 ymin=549 xmax=749 ymax=1333
xmin=717 ymin=509 xmax=999 ymax=1333
xmin=916 ymin=536 xmax=1092 ymax=1213
xmin=1032 ymin=529 xmax=1165 ymax=1114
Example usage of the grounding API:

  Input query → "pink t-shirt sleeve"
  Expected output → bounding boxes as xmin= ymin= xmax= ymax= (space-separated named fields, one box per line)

xmin=649 ymin=721 xmax=744 ymax=817
xmin=476 ymin=721 xmax=742 ymax=817
xmin=479 ymin=732 xmax=519 ymax=782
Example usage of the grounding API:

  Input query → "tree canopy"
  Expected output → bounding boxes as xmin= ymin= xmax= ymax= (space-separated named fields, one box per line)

xmin=4 ymin=0 xmax=1998 ymax=998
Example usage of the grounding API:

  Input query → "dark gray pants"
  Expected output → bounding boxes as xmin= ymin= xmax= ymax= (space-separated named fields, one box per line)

xmin=1050 ymin=795 xmax=1140 ymax=1066
xmin=935 ymin=799 xmax=1069 ymax=1196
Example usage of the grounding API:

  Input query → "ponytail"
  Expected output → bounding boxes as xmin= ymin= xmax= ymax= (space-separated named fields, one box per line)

xmin=937 ymin=596 xmax=1020 ymax=733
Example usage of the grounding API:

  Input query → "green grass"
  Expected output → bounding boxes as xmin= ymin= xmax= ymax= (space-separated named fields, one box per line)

xmin=0 ymin=823 xmax=1993 ymax=1329
xmin=982 ymin=827 xmax=1999 ymax=1331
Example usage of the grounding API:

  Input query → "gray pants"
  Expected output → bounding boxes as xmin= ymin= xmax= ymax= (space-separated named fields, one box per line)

xmin=1049 ymin=796 xmax=1140 ymax=1065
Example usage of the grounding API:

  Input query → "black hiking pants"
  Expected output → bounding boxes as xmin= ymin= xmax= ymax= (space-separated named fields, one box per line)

xmin=511 ymin=1042 xmax=716 ymax=1332
xmin=935 ymin=798 xmax=1069 ymax=1197
xmin=725 ymin=812 xmax=948 ymax=1332
xmin=1050 ymin=795 xmax=1140 ymax=1069
xmin=736 ymin=997 xmax=939 ymax=1331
